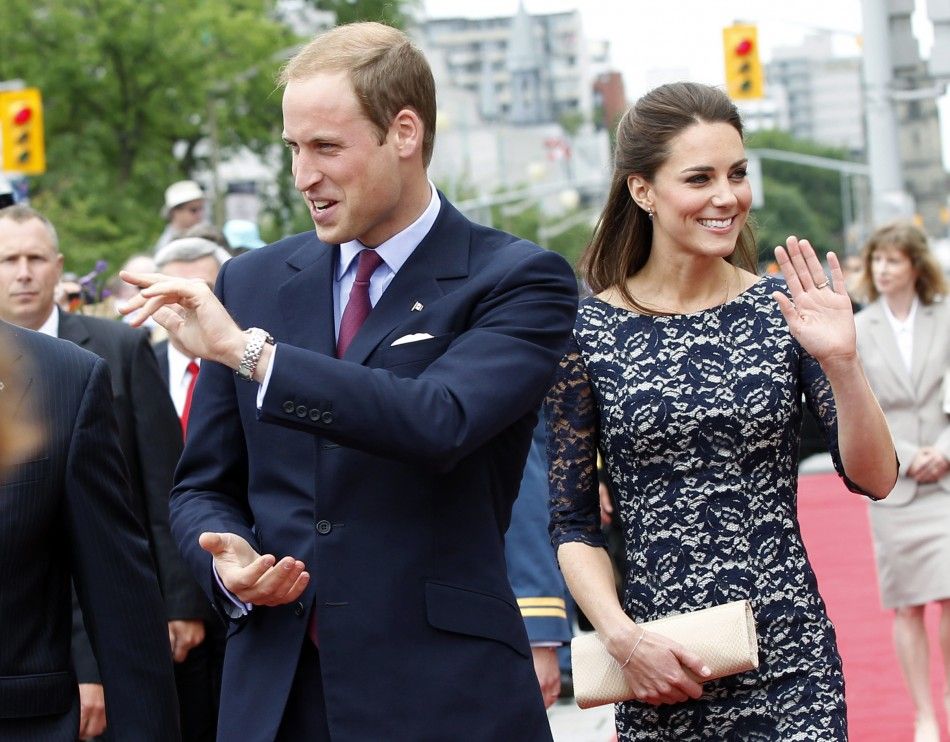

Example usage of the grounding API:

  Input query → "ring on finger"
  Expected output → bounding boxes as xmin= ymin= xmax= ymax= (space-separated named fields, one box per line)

xmin=814 ymin=278 xmax=830 ymax=290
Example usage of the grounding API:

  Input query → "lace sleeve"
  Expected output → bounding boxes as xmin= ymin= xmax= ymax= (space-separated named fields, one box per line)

xmin=800 ymin=347 xmax=882 ymax=498
xmin=545 ymin=335 xmax=607 ymax=549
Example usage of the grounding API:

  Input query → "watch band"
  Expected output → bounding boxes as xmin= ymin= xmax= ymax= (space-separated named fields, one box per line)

xmin=235 ymin=328 xmax=275 ymax=381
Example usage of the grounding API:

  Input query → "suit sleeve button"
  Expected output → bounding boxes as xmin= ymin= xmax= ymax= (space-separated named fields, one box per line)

xmin=309 ymin=409 xmax=320 ymax=421
xmin=321 ymin=411 xmax=334 ymax=424
xmin=315 ymin=519 xmax=332 ymax=535
xmin=295 ymin=405 xmax=308 ymax=418
xmin=294 ymin=601 xmax=304 ymax=617
xmin=283 ymin=401 xmax=295 ymax=414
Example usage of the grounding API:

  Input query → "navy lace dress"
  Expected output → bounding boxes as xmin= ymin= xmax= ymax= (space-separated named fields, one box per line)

xmin=547 ymin=277 xmax=870 ymax=741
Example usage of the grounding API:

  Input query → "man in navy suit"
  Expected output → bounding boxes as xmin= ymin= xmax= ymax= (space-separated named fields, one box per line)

xmin=0 ymin=321 xmax=179 ymax=740
xmin=123 ymin=22 xmax=577 ymax=741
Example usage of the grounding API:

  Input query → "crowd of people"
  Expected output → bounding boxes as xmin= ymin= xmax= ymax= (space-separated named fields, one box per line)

xmin=1 ymin=19 xmax=948 ymax=742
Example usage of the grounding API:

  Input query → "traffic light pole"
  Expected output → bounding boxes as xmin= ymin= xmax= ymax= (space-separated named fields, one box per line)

xmin=860 ymin=0 xmax=914 ymax=224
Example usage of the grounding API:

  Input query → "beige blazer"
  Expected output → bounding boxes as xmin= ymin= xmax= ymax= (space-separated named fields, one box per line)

xmin=855 ymin=298 xmax=950 ymax=506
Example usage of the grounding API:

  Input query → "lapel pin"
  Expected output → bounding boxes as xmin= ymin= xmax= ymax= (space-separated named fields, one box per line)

xmin=411 ymin=301 xmax=424 ymax=312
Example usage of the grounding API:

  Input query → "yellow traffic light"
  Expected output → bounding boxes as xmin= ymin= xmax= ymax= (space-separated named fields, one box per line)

xmin=1 ymin=88 xmax=46 ymax=175
xmin=722 ymin=24 xmax=764 ymax=100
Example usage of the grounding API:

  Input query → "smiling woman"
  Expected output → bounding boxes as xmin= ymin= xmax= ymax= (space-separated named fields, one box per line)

xmin=547 ymin=81 xmax=897 ymax=741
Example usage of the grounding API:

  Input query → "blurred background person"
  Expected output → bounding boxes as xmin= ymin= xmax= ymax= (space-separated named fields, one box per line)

xmin=854 ymin=221 xmax=950 ymax=742
xmin=222 ymin=218 xmax=266 ymax=256
xmin=184 ymin=222 xmax=231 ymax=251
xmin=152 ymin=236 xmax=230 ymax=435
xmin=505 ymin=415 xmax=573 ymax=708
xmin=150 ymin=236 xmax=232 ymax=737
xmin=0 ymin=204 xmax=205 ymax=740
xmin=0 ymin=319 xmax=179 ymax=740
xmin=154 ymin=180 xmax=206 ymax=252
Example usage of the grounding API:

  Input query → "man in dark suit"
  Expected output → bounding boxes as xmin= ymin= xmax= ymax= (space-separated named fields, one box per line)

xmin=0 ymin=321 xmax=180 ymax=740
xmin=123 ymin=22 xmax=577 ymax=741
xmin=151 ymin=236 xmax=233 ymax=738
xmin=0 ymin=204 xmax=208 ymax=740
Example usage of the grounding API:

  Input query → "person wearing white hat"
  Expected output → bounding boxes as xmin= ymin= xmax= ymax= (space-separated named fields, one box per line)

xmin=154 ymin=180 xmax=206 ymax=252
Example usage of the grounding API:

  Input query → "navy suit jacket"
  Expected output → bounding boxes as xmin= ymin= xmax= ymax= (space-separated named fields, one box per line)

xmin=0 ymin=323 xmax=179 ymax=741
xmin=57 ymin=311 xmax=205 ymax=684
xmin=169 ymin=196 xmax=578 ymax=741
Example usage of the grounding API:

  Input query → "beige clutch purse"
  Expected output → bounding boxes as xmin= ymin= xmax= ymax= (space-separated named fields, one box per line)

xmin=571 ymin=599 xmax=759 ymax=709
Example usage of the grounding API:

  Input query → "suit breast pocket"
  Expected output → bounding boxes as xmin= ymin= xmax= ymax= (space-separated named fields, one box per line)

xmin=1 ymin=456 xmax=51 ymax=487
xmin=381 ymin=333 xmax=455 ymax=376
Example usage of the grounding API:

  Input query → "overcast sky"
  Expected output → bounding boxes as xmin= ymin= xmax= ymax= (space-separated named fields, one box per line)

xmin=423 ymin=0 xmax=949 ymax=163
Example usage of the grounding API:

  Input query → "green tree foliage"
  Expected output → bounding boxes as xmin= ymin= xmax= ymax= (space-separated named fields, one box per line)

xmin=746 ymin=129 xmax=853 ymax=263
xmin=309 ymin=0 xmax=420 ymax=28
xmin=0 ymin=0 xmax=296 ymax=272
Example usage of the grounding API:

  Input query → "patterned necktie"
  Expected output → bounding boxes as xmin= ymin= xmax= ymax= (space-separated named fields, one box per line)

xmin=180 ymin=360 xmax=200 ymax=438
xmin=336 ymin=249 xmax=384 ymax=358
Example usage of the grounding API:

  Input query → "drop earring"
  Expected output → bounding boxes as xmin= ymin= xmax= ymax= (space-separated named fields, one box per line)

xmin=647 ymin=207 xmax=654 ymax=221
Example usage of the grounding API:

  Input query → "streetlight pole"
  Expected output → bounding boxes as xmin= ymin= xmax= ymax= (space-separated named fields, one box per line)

xmin=860 ymin=0 xmax=915 ymax=224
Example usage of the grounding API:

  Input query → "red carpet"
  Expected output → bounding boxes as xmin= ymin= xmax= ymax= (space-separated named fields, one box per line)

xmin=798 ymin=472 xmax=947 ymax=741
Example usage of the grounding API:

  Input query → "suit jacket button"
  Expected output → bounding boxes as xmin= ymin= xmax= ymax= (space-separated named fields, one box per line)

xmin=321 ymin=411 xmax=334 ymax=424
xmin=294 ymin=601 xmax=304 ymax=617
xmin=295 ymin=405 xmax=308 ymax=418
xmin=316 ymin=519 xmax=332 ymax=535
xmin=309 ymin=408 xmax=320 ymax=421
xmin=283 ymin=401 xmax=295 ymax=414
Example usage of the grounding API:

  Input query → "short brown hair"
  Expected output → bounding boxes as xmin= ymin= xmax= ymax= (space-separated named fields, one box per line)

xmin=278 ymin=22 xmax=437 ymax=167
xmin=580 ymin=82 xmax=757 ymax=314
xmin=859 ymin=220 xmax=948 ymax=304
xmin=0 ymin=204 xmax=59 ymax=252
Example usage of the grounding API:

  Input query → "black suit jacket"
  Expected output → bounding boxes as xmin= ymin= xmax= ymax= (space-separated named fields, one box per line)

xmin=0 ymin=322 xmax=179 ymax=740
xmin=57 ymin=310 xmax=205 ymax=682
xmin=153 ymin=338 xmax=170 ymax=385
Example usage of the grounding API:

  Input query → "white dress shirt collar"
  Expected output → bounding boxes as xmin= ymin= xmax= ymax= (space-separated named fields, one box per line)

xmin=881 ymin=296 xmax=918 ymax=373
xmin=36 ymin=306 xmax=59 ymax=337
xmin=336 ymin=182 xmax=441 ymax=280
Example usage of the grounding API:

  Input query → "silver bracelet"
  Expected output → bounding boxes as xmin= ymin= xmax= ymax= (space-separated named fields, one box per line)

xmin=619 ymin=627 xmax=646 ymax=670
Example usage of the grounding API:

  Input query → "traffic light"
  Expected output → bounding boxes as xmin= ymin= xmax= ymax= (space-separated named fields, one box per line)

xmin=1 ymin=88 xmax=46 ymax=175
xmin=722 ymin=24 xmax=764 ymax=100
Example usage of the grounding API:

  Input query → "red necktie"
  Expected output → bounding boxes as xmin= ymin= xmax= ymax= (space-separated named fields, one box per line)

xmin=336 ymin=249 xmax=383 ymax=358
xmin=180 ymin=360 xmax=200 ymax=438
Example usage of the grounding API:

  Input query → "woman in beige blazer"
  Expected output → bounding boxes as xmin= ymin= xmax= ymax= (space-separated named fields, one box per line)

xmin=854 ymin=221 xmax=950 ymax=742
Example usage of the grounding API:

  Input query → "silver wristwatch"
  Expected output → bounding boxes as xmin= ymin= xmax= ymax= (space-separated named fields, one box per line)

xmin=235 ymin=328 xmax=275 ymax=381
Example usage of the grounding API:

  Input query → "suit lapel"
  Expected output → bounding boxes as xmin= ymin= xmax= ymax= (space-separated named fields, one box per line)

xmin=910 ymin=302 xmax=937 ymax=394
xmin=277 ymin=239 xmax=338 ymax=355
xmin=56 ymin=308 xmax=91 ymax=348
xmin=866 ymin=301 xmax=915 ymax=398
xmin=343 ymin=196 xmax=471 ymax=365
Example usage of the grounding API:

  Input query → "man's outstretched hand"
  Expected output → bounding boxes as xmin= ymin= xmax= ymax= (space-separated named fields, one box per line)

xmin=200 ymin=532 xmax=310 ymax=607
xmin=119 ymin=271 xmax=244 ymax=368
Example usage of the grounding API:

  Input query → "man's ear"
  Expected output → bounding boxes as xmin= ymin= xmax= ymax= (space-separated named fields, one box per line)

xmin=390 ymin=108 xmax=423 ymax=160
xmin=626 ymin=174 xmax=653 ymax=213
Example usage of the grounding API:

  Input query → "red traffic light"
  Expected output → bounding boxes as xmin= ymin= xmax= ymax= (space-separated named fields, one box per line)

xmin=735 ymin=38 xmax=754 ymax=56
xmin=12 ymin=106 xmax=32 ymax=125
